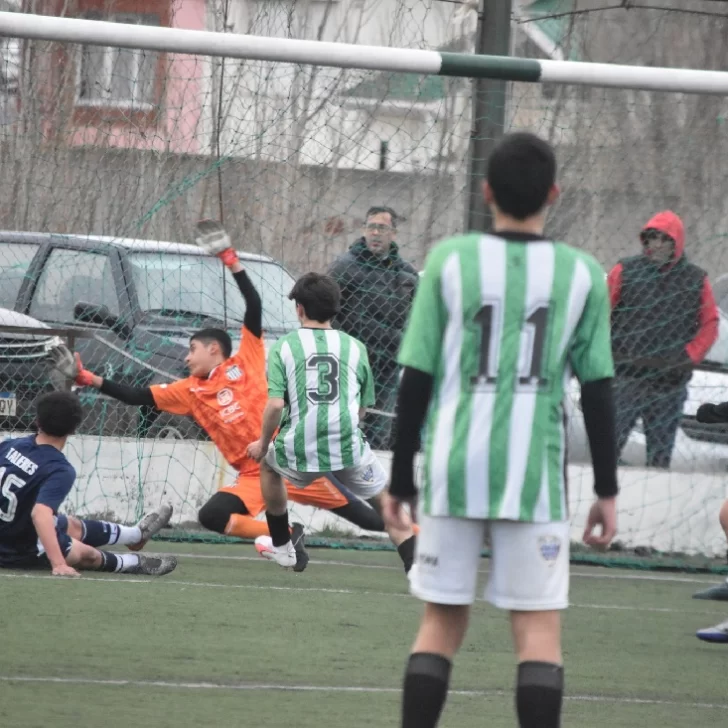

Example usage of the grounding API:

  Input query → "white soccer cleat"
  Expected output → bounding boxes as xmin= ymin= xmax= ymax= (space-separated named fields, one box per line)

xmin=254 ymin=535 xmax=296 ymax=568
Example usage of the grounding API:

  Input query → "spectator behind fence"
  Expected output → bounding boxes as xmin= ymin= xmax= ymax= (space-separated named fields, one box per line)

xmin=327 ymin=206 xmax=418 ymax=450
xmin=608 ymin=210 xmax=719 ymax=469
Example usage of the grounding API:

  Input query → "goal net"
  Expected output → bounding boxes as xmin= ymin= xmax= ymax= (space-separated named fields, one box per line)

xmin=3 ymin=1 xmax=728 ymax=570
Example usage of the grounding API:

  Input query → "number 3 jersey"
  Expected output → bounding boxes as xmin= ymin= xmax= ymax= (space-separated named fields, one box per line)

xmin=0 ymin=436 xmax=76 ymax=557
xmin=399 ymin=233 xmax=615 ymax=523
xmin=267 ymin=328 xmax=375 ymax=472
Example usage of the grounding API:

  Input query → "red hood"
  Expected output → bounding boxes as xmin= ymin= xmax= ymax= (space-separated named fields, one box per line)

xmin=642 ymin=210 xmax=685 ymax=262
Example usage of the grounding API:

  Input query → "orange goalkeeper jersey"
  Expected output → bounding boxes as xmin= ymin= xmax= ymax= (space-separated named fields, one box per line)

xmin=150 ymin=325 xmax=267 ymax=476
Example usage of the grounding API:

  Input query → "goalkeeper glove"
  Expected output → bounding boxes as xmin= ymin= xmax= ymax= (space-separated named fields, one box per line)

xmin=195 ymin=219 xmax=239 ymax=268
xmin=50 ymin=346 xmax=95 ymax=387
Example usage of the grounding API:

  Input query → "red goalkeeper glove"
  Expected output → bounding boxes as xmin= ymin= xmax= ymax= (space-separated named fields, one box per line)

xmin=195 ymin=219 xmax=239 ymax=268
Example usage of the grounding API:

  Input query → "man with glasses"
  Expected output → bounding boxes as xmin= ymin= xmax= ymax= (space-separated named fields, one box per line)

xmin=327 ymin=206 xmax=418 ymax=450
xmin=608 ymin=211 xmax=718 ymax=468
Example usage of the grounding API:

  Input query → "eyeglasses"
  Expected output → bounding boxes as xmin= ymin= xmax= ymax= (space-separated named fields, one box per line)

xmin=365 ymin=223 xmax=394 ymax=233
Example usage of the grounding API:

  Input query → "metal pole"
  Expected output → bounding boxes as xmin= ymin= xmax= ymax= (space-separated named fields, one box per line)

xmin=466 ymin=0 xmax=512 ymax=233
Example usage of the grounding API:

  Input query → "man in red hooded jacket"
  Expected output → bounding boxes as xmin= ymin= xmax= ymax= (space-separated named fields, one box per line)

xmin=607 ymin=210 xmax=718 ymax=469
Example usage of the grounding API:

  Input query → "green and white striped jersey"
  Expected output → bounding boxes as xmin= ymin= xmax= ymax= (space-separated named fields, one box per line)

xmin=399 ymin=233 xmax=614 ymax=523
xmin=267 ymin=328 xmax=375 ymax=472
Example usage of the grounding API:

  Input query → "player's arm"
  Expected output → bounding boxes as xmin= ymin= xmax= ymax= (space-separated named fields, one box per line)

xmin=31 ymin=467 xmax=78 ymax=576
xmin=388 ymin=249 xmax=444 ymax=505
xmin=194 ymin=219 xmax=262 ymax=338
xmin=570 ymin=259 xmax=619 ymax=546
xmin=356 ymin=342 xmax=376 ymax=424
xmin=247 ymin=342 xmax=286 ymax=462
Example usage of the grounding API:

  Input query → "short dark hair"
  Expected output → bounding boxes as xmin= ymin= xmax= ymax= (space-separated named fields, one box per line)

xmin=289 ymin=273 xmax=341 ymax=323
xmin=365 ymin=206 xmax=398 ymax=229
xmin=190 ymin=328 xmax=232 ymax=359
xmin=35 ymin=391 xmax=83 ymax=438
xmin=486 ymin=132 xmax=556 ymax=220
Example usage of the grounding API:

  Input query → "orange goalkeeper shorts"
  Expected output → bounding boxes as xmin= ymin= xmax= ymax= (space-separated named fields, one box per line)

xmin=219 ymin=474 xmax=351 ymax=518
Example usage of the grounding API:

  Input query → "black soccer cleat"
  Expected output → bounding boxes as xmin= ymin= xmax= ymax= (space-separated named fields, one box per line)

xmin=129 ymin=553 xmax=178 ymax=577
xmin=290 ymin=522 xmax=309 ymax=573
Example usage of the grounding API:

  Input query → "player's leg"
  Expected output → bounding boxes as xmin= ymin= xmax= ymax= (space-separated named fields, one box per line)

xmin=333 ymin=444 xmax=417 ymax=572
xmin=485 ymin=520 xmax=570 ymax=728
xmin=62 ymin=505 xmax=173 ymax=552
xmin=198 ymin=487 xmax=269 ymax=539
xmin=400 ymin=515 xmax=485 ymax=728
xmin=65 ymin=538 xmax=177 ymax=576
xmin=693 ymin=497 xmax=728 ymax=600
xmin=642 ymin=384 xmax=687 ymax=469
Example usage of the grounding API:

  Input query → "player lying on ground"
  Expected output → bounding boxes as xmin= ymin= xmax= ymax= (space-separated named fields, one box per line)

xmin=382 ymin=132 xmax=619 ymax=728
xmin=53 ymin=221 xmax=391 ymax=572
xmin=689 ymin=400 xmax=728 ymax=610
xmin=0 ymin=391 xmax=176 ymax=577
xmin=247 ymin=272 xmax=417 ymax=572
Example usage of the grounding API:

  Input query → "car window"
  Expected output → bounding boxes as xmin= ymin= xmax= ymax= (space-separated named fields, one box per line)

xmin=128 ymin=252 xmax=299 ymax=331
xmin=0 ymin=242 xmax=40 ymax=309
xmin=29 ymin=248 xmax=119 ymax=323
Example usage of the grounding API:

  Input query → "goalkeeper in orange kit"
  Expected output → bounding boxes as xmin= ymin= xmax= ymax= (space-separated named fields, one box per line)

xmin=53 ymin=221 xmax=397 ymax=572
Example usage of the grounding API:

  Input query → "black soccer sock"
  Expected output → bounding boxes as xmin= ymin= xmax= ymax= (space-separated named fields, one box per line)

xmin=516 ymin=661 xmax=564 ymax=728
xmin=401 ymin=652 xmax=452 ymax=728
xmin=266 ymin=511 xmax=291 ymax=547
xmin=397 ymin=535 xmax=416 ymax=574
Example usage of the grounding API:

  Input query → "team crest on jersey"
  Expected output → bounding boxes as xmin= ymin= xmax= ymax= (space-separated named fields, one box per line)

xmin=217 ymin=388 xmax=234 ymax=406
xmin=226 ymin=365 xmax=243 ymax=381
xmin=361 ymin=466 xmax=374 ymax=482
xmin=538 ymin=535 xmax=561 ymax=565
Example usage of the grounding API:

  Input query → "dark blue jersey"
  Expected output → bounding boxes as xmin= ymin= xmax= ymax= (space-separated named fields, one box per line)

xmin=0 ymin=436 xmax=75 ymax=557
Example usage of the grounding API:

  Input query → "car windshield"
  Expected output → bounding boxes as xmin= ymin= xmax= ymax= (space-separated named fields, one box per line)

xmin=128 ymin=252 xmax=299 ymax=332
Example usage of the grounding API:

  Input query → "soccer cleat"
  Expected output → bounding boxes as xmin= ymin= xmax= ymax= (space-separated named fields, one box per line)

xmin=692 ymin=578 xmax=728 ymax=601
xmin=696 ymin=619 xmax=728 ymax=643
xmin=128 ymin=504 xmax=174 ymax=552
xmin=129 ymin=553 xmax=178 ymax=577
xmin=290 ymin=522 xmax=309 ymax=573
xmin=254 ymin=535 xmax=296 ymax=568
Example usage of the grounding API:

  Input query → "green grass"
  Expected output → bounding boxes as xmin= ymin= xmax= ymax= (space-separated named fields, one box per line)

xmin=1 ymin=544 xmax=726 ymax=727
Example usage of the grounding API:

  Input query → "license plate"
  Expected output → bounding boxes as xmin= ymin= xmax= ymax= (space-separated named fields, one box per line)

xmin=0 ymin=393 xmax=16 ymax=417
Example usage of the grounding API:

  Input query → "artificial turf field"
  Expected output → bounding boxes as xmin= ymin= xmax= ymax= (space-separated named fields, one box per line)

xmin=1 ymin=543 xmax=726 ymax=728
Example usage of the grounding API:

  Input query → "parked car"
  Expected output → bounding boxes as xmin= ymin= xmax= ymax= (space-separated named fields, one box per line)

xmin=0 ymin=307 xmax=70 ymax=432
xmin=0 ymin=232 xmax=299 ymax=440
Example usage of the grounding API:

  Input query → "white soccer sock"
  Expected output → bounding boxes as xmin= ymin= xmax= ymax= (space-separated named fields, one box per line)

xmin=114 ymin=554 xmax=141 ymax=573
xmin=111 ymin=525 xmax=143 ymax=546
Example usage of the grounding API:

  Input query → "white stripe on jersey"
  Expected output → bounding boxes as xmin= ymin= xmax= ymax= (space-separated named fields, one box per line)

xmin=464 ymin=235 xmax=506 ymax=518
xmin=345 ymin=336 xmax=363 ymax=465
xmin=558 ymin=257 xmax=594 ymax=359
xmin=280 ymin=339 xmax=299 ymax=467
xmin=429 ymin=252 xmax=464 ymax=516
xmin=500 ymin=242 xmax=555 ymax=520
xmin=323 ymin=329 xmax=343 ymax=468
xmin=298 ymin=329 xmax=321 ymax=472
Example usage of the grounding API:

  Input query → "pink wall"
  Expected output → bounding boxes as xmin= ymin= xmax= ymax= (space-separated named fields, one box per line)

xmin=68 ymin=0 xmax=208 ymax=154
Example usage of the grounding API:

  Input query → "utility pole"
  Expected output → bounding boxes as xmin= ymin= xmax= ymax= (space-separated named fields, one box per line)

xmin=465 ymin=0 xmax=512 ymax=233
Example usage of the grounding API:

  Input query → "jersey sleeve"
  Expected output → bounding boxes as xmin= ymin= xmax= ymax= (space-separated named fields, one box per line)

xmin=356 ymin=341 xmax=376 ymax=408
xmin=569 ymin=257 xmax=615 ymax=383
xmin=150 ymin=378 xmax=194 ymax=416
xmin=235 ymin=324 xmax=266 ymax=381
xmin=35 ymin=464 xmax=75 ymax=513
xmin=398 ymin=247 xmax=446 ymax=375
xmin=267 ymin=340 xmax=287 ymax=399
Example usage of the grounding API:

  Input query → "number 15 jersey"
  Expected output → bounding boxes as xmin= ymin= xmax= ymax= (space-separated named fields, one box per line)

xmin=267 ymin=328 xmax=375 ymax=472
xmin=399 ymin=233 xmax=614 ymax=523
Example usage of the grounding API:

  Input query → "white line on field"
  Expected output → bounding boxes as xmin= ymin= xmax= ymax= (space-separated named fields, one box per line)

xmin=0 ymin=675 xmax=726 ymax=710
xmin=0 ymin=572 xmax=722 ymax=616
xmin=157 ymin=550 xmax=723 ymax=585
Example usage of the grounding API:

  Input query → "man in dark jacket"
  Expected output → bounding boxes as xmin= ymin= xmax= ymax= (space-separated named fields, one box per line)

xmin=327 ymin=206 xmax=418 ymax=450
xmin=608 ymin=210 xmax=718 ymax=468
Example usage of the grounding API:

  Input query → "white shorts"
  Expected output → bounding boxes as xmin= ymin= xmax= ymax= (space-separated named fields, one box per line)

xmin=264 ymin=441 xmax=387 ymax=501
xmin=409 ymin=515 xmax=570 ymax=611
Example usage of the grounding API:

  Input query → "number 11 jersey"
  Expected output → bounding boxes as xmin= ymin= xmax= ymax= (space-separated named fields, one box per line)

xmin=399 ymin=233 xmax=614 ymax=523
xmin=267 ymin=328 xmax=375 ymax=472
